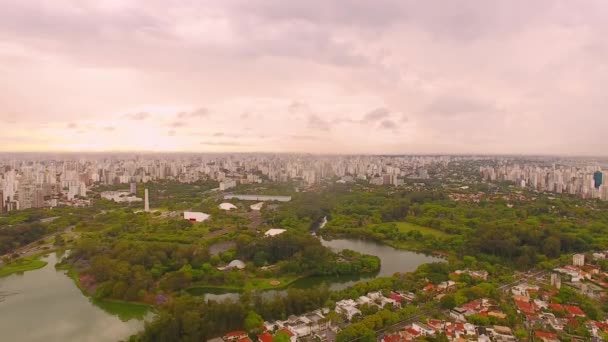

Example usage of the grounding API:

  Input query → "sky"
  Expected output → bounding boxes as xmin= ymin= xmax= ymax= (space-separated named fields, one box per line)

xmin=1 ymin=0 xmax=607 ymax=155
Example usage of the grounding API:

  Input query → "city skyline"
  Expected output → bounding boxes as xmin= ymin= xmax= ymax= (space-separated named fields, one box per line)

xmin=2 ymin=1 xmax=608 ymax=154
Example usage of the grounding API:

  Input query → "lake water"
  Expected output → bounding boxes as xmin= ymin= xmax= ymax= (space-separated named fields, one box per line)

xmin=0 ymin=252 xmax=150 ymax=342
xmin=195 ymin=237 xmax=442 ymax=301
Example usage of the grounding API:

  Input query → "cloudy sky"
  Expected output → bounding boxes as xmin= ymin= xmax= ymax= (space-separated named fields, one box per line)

xmin=1 ymin=0 xmax=607 ymax=154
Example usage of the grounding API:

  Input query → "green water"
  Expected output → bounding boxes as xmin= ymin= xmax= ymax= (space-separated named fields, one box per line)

xmin=0 ymin=252 xmax=151 ymax=342
xmin=192 ymin=238 xmax=442 ymax=301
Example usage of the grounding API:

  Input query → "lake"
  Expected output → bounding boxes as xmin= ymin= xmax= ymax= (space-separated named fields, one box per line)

xmin=0 ymin=252 xmax=151 ymax=342
xmin=194 ymin=237 xmax=442 ymax=300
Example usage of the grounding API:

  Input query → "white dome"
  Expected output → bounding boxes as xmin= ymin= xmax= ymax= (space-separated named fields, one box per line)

xmin=219 ymin=202 xmax=237 ymax=210
xmin=227 ymin=260 xmax=246 ymax=269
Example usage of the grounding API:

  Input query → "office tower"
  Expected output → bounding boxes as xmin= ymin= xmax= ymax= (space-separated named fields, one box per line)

xmin=0 ymin=190 xmax=4 ymax=213
xmin=573 ymin=254 xmax=585 ymax=266
xmin=144 ymin=188 xmax=150 ymax=212
xmin=594 ymin=171 xmax=603 ymax=189
xmin=130 ymin=182 xmax=137 ymax=195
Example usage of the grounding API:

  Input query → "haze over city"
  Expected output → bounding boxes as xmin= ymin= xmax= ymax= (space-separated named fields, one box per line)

xmin=1 ymin=0 xmax=608 ymax=154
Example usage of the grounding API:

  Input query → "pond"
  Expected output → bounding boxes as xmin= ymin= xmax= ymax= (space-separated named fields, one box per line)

xmin=193 ymin=237 xmax=442 ymax=301
xmin=0 ymin=252 xmax=152 ymax=342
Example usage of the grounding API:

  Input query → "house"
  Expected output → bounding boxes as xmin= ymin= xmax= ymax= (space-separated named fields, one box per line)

xmin=412 ymin=322 xmax=436 ymax=336
xmin=534 ymin=299 xmax=549 ymax=310
xmin=548 ymin=303 xmax=564 ymax=312
xmin=223 ymin=331 xmax=248 ymax=342
xmin=534 ymin=331 xmax=560 ymax=342
xmin=514 ymin=300 xmax=537 ymax=315
xmin=391 ymin=291 xmax=415 ymax=302
xmin=437 ymin=281 xmax=457 ymax=292
xmin=565 ymin=305 xmax=586 ymax=317
xmin=511 ymin=284 xmax=539 ymax=297
xmin=257 ymin=332 xmax=273 ymax=342
xmin=453 ymin=269 xmax=489 ymax=280
xmin=335 ymin=299 xmax=361 ymax=321
xmin=488 ymin=326 xmax=516 ymax=342
xmin=357 ymin=295 xmax=372 ymax=306
xmin=423 ymin=284 xmax=435 ymax=293
xmin=183 ymin=211 xmax=210 ymax=222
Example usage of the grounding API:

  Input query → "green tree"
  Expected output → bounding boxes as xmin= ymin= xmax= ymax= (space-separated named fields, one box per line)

xmin=244 ymin=311 xmax=264 ymax=334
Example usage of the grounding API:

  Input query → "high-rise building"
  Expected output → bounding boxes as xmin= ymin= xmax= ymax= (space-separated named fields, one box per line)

xmin=144 ymin=188 xmax=150 ymax=212
xmin=0 ymin=190 xmax=4 ymax=213
xmin=594 ymin=171 xmax=603 ymax=189
xmin=130 ymin=182 xmax=137 ymax=195
xmin=573 ymin=254 xmax=585 ymax=266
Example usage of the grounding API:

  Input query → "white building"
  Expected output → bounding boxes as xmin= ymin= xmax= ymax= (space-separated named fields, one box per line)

xmin=100 ymin=191 xmax=142 ymax=203
xmin=264 ymin=228 xmax=287 ymax=237
xmin=184 ymin=211 xmax=210 ymax=222
xmin=219 ymin=202 xmax=237 ymax=211
xmin=573 ymin=254 xmax=585 ymax=266
xmin=250 ymin=202 xmax=264 ymax=211
xmin=219 ymin=180 xmax=237 ymax=191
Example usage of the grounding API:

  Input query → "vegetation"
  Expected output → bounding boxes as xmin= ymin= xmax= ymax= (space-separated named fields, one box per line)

xmin=0 ymin=255 xmax=48 ymax=277
xmin=5 ymin=169 xmax=608 ymax=341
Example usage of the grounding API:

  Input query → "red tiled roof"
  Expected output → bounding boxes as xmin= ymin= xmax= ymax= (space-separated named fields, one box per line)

xmin=237 ymin=338 xmax=252 ymax=342
xmin=390 ymin=292 xmax=404 ymax=302
xmin=383 ymin=334 xmax=402 ymax=342
xmin=225 ymin=331 xmax=248 ymax=338
xmin=535 ymin=331 xmax=557 ymax=339
xmin=548 ymin=303 xmax=564 ymax=311
xmin=427 ymin=319 xmax=443 ymax=329
xmin=424 ymin=284 xmax=435 ymax=292
xmin=405 ymin=328 xmax=420 ymax=336
xmin=515 ymin=300 xmax=536 ymax=315
xmin=258 ymin=333 xmax=273 ymax=342
xmin=462 ymin=300 xmax=482 ymax=311
xmin=565 ymin=305 xmax=585 ymax=317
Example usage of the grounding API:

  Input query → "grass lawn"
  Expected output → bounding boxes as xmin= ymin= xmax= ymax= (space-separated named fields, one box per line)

xmin=394 ymin=222 xmax=449 ymax=238
xmin=93 ymin=298 xmax=151 ymax=321
xmin=0 ymin=256 xmax=48 ymax=278
xmin=246 ymin=275 xmax=299 ymax=290
xmin=188 ymin=275 xmax=302 ymax=294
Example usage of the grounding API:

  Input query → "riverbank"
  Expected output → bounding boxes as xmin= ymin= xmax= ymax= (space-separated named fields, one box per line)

xmin=0 ymin=256 xmax=48 ymax=278
xmin=0 ymin=252 xmax=149 ymax=342
xmin=57 ymin=262 xmax=154 ymax=321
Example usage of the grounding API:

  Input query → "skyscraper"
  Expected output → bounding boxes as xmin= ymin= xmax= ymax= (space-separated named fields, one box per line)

xmin=144 ymin=188 xmax=150 ymax=212
xmin=594 ymin=171 xmax=603 ymax=189
xmin=0 ymin=190 xmax=4 ymax=213
xmin=130 ymin=182 xmax=137 ymax=195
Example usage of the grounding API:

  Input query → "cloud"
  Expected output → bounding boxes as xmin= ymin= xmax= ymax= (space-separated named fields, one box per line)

xmin=307 ymin=114 xmax=330 ymax=131
xmin=379 ymin=120 xmax=398 ymax=130
xmin=2 ymin=1 xmax=608 ymax=154
xmin=66 ymin=123 xmax=78 ymax=129
xmin=424 ymin=95 xmax=497 ymax=117
xmin=169 ymin=121 xmax=186 ymax=128
xmin=362 ymin=108 xmax=391 ymax=122
xmin=177 ymin=107 xmax=208 ymax=118
xmin=213 ymin=132 xmax=224 ymax=137
xmin=288 ymin=101 xmax=309 ymax=115
xmin=168 ymin=130 xmax=176 ymax=136
xmin=125 ymin=112 xmax=150 ymax=120
xmin=103 ymin=126 xmax=115 ymax=131
xmin=200 ymin=141 xmax=245 ymax=146
xmin=289 ymin=135 xmax=317 ymax=140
